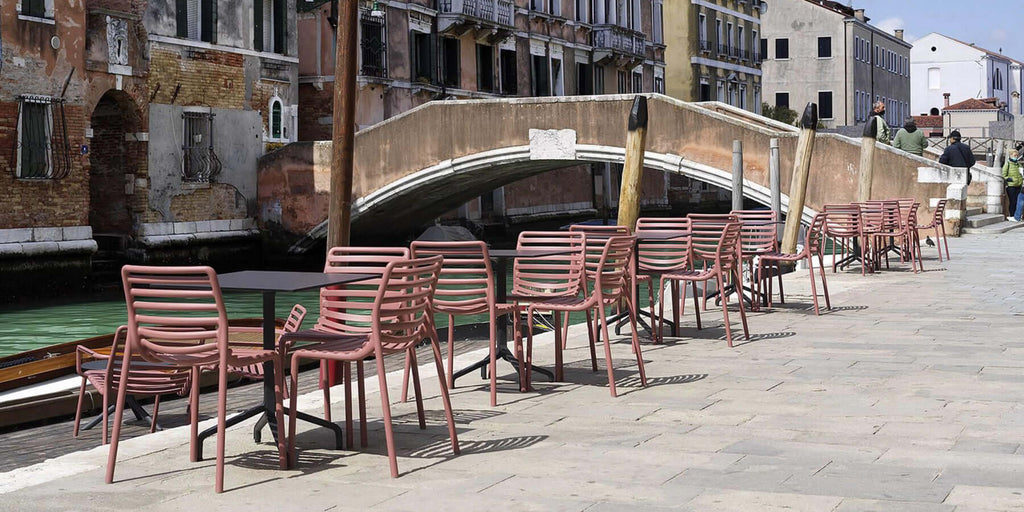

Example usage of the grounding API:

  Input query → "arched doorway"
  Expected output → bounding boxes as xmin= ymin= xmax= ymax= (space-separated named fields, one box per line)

xmin=89 ymin=90 xmax=144 ymax=244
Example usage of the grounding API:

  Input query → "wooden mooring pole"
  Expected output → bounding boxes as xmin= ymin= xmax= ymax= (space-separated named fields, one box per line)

xmin=617 ymin=96 xmax=648 ymax=230
xmin=781 ymin=103 xmax=818 ymax=255
xmin=856 ymin=116 xmax=877 ymax=202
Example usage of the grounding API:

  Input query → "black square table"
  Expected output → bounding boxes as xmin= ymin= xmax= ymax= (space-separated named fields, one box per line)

xmin=194 ymin=270 xmax=374 ymax=457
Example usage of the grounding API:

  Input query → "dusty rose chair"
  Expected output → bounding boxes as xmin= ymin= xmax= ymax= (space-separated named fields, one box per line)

xmin=523 ymin=235 xmax=646 ymax=397
xmin=917 ymin=199 xmax=950 ymax=261
xmin=108 ymin=265 xmax=287 ymax=493
xmin=73 ymin=325 xmax=191 ymax=444
xmin=410 ymin=240 xmax=520 ymax=406
xmin=634 ymin=217 xmax=691 ymax=342
xmin=568 ymin=224 xmax=634 ymax=348
xmin=686 ymin=213 xmax=738 ymax=310
xmin=283 ymin=255 xmax=458 ymax=477
xmin=732 ymin=210 xmax=781 ymax=311
xmin=664 ymin=221 xmax=749 ymax=347
xmin=757 ymin=213 xmax=832 ymax=315
xmin=824 ymin=204 xmax=870 ymax=275
xmin=509 ymin=231 xmax=586 ymax=381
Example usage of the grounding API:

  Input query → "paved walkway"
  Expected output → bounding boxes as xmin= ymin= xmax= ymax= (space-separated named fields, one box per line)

xmin=3 ymin=232 xmax=1023 ymax=511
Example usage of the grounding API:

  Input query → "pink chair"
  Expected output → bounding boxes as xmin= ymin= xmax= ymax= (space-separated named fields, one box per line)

xmin=510 ymin=231 xmax=586 ymax=381
xmin=108 ymin=265 xmax=287 ymax=493
xmin=916 ymin=199 xmax=950 ymax=261
xmin=824 ymin=204 xmax=870 ymax=275
xmin=319 ymin=246 xmax=409 ymax=448
xmin=569 ymin=224 xmax=635 ymax=348
xmin=523 ymin=235 xmax=646 ymax=397
xmin=410 ymin=241 xmax=520 ymax=406
xmin=663 ymin=222 xmax=749 ymax=347
xmin=283 ymin=256 xmax=459 ymax=477
xmin=686 ymin=213 xmax=738 ymax=310
xmin=757 ymin=213 xmax=832 ymax=315
xmin=635 ymin=217 xmax=691 ymax=342
xmin=73 ymin=325 xmax=191 ymax=444
xmin=732 ymin=210 xmax=781 ymax=311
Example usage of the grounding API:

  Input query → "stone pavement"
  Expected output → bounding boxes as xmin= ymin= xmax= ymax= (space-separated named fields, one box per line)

xmin=3 ymin=232 xmax=1024 ymax=511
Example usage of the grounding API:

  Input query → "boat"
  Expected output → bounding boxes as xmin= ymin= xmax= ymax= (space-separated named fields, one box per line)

xmin=0 ymin=318 xmax=266 ymax=429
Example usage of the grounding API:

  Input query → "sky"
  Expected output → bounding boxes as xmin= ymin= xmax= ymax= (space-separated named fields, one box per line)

xmin=848 ymin=0 xmax=1024 ymax=59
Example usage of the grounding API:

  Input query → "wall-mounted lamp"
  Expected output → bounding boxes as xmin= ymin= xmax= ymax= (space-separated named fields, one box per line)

xmin=370 ymin=1 xmax=384 ymax=18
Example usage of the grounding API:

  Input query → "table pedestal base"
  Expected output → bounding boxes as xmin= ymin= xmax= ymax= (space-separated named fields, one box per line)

xmin=195 ymin=406 xmax=344 ymax=460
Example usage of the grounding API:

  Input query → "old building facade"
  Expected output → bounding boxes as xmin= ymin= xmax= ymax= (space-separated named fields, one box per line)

xmin=1 ymin=0 xmax=298 ymax=296
xmin=293 ymin=0 xmax=680 ymax=232
xmin=663 ymin=0 xmax=763 ymax=113
xmin=760 ymin=0 xmax=910 ymax=130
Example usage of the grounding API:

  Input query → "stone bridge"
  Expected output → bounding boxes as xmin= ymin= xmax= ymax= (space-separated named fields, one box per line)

xmin=258 ymin=94 xmax=969 ymax=249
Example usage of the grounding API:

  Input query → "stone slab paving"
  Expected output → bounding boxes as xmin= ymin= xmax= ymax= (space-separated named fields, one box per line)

xmin=3 ymin=232 xmax=1024 ymax=511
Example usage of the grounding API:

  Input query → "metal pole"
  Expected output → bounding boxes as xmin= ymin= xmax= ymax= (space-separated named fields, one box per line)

xmin=732 ymin=140 xmax=743 ymax=211
xmin=769 ymin=138 xmax=781 ymax=240
xmin=781 ymin=103 xmax=818 ymax=254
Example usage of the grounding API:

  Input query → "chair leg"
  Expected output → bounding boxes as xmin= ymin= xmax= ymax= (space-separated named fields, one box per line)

xmin=371 ymin=355 xmax=401 ymax=478
xmin=489 ymin=313 xmax=498 ymax=407
xmin=106 ymin=345 xmax=134 ymax=485
xmin=718 ymin=276 xmax=734 ymax=348
xmin=585 ymin=309 xmax=598 ymax=372
xmin=101 ymin=382 xmax=110 ymax=445
xmin=358 ymin=361 xmax=368 ymax=448
xmin=672 ymin=280 xmax=681 ymax=337
xmin=273 ymin=353 xmax=288 ymax=470
xmin=188 ymin=367 xmax=200 ymax=462
xmin=807 ymin=256 xmax=821 ymax=315
xmin=553 ymin=310 xmax=564 ymax=382
xmin=657 ymin=278 xmax=667 ymax=343
xmin=513 ymin=310 xmax=526 ymax=393
xmin=343 ymin=361 xmax=352 ymax=449
xmin=73 ymin=378 xmax=86 ymax=438
xmin=776 ymin=262 xmax=785 ymax=303
xmin=933 ymin=226 xmax=943 ymax=262
xmin=150 ymin=395 xmax=161 ymax=433
xmin=427 ymin=333 xmax=460 ymax=456
xmin=691 ymin=281 xmax=702 ymax=330
xmin=323 ymin=361 xmax=332 ymax=422
xmin=734 ymin=268 xmax=750 ymax=341
xmin=597 ymin=306 xmax=618 ymax=398
xmin=288 ymin=354 xmax=302 ymax=468
xmin=561 ymin=311 xmax=570 ymax=350
xmin=214 ymin=363 xmax=229 ymax=493
xmin=447 ymin=318 xmax=455 ymax=389
xmin=524 ymin=309 xmax=535 ymax=391
xmin=400 ymin=351 xmax=412 ymax=403
xmin=940 ymin=223 xmax=950 ymax=260
xmin=408 ymin=349 xmax=426 ymax=429
xmin=624 ymin=296 xmax=647 ymax=387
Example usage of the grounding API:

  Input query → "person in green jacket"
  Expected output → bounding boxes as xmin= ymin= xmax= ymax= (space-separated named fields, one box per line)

xmin=1003 ymin=149 xmax=1023 ymax=220
xmin=893 ymin=118 xmax=928 ymax=156
xmin=871 ymin=101 xmax=891 ymax=144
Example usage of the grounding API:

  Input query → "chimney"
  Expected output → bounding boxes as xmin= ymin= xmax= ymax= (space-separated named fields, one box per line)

xmin=853 ymin=9 xmax=866 ymax=21
xmin=943 ymin=92 xmax=951 ymax=108
xmin=894 ymin=29 xmax=904 ymax=41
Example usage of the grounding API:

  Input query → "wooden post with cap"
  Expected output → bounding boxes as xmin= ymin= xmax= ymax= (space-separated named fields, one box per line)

xmin=617 ymin=96 xmax=648 ymax=230
xmin=856 ymin=116 xmax=877 ymax=202
xmin=781 ymin=103 xmax=818 ymax=255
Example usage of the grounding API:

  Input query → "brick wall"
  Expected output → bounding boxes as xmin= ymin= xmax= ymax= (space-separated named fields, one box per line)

xmin=298 ymin=83 xmax=334 ymax=141
xmin=148 ymin=45 xmax=246 ymax=109
xmin=169 ymin=183 xmax=248 ymax=221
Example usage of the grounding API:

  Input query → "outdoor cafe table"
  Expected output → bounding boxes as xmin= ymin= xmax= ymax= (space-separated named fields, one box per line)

xmin=194 ymin=270 xmax=374 ymax=457
xmin=450 ymin=248 xmax=571 ymax=385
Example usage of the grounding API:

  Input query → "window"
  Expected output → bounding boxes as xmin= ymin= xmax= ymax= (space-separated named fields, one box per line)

xmin=442 ymin=37 xmax=460 ymax=87
xmin=818 ymin=91 xmax=833 ymax=119
xmin=874 ymin=45 xmax=880 ymax=66
xmin=411 ymin=32 xmax=433 ymax=83
xmin=652 ymin=1 xmax=663 ymax=44
xmin=928 ymin=67 xmax=940 ymax=89
xmin=269 ymin=97 xmax=284 ymax=140
xmin=532 ymin=55 xmax=550 ymax=96
xmin=182 ymin=111 xmax=221 ymax=183
xmin=738 ymin=26 xmax=745 ymax=59
xmin=994 ymin=68 xmax=1004 ymax=91
xmin=775 ymin=38 xmax=789 ymax=59
xmin=699 ymin=79 xmax=711 ymax=101
xmin=576 ymin=0 xmax=589 ymax=23
xmin=617 ymin=70 xmax=628 ymax=93
xmin=739 ymin=84 xmax=746 ymax=109
xmin=753 ymin=87 xmax=761 ymax=114
xmin=726 ymin=22 xmax=734 ymax=56
xmin=727 ymin=83 xmax=736 ymax=106
xmin=176 ymin=0 xmax=216 ymax=42
xmin=632 ymin=71 xmax=643 ymax=93
xmin=577 ymin=63 xmax=593 ymax=95
xmin=775 ymin=92 xmax=789 ymax=109
xmin=717 ymin=81 xmax=725 ymax=102
xmin=594 ymin=65 xmax=605 ymax=94
xmin=254 ymin=0 xmax=286 ymax=53
xmin=698 ymin=14 xmax=709 ymax=52
xmin=477 ymin=44 xmax=495 ymax=92
xmin=751 ymin=29 xmax=758 ymax=60
xmin=716 ymin=19 xmax=723 ymax=55
xmin=359 ymin=10 xmax=387 ymax=78
xmin=551 ymin=58 xmax=564 ymax=95
xmin=760 ymin=37 xmax=767 ymax=61
xmin=15 ymin=95 xmax=69 ymax=180
xmin=817 ymin=36 xmax=831 ymax=58
xmin=855 ymin=36 xmax=860 ymax=60
xmin=500 ymin=49 xmax=518 ymax=95
xmin=19 ymin=0 xmax=53 ymax=18
xmin=654 ymin=75 xmax=664 ymax=94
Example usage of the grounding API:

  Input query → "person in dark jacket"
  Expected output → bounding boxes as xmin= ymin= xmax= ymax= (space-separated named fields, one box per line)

xmin=938 ymin=130 xmax=976 ymax=184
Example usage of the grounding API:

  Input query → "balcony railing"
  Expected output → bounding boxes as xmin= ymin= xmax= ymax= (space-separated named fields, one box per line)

xmin=753 ymin=52 xmax=762 ymax=64
xmin=717 ymin=43 xmax=729 ymax=56
xmin=439 ymin=0 xmax=514 ymax=27
xmin=592 ymin=25 xmax=646 ymax=58
xmin=698 ymin=38 xmax=711 ymax=53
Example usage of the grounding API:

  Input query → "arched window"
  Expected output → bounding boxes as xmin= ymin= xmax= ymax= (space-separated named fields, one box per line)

xmin=267 ymin=95 xmax=287 ymax=142
xmin=271 ymin=100 xmax=282 ymax=139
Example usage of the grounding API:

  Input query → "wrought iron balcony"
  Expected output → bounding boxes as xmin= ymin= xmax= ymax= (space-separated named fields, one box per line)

xmin=439 ymin=0 xmax=514 ymax=36
xmin=592 ymin=24 xmax=646 ymax=62
xmin=698 ymin=38 xmax=711 ymax=53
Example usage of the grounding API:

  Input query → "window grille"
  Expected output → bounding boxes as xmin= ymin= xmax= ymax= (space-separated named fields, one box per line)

xmin=182 ymin=111 xmax=221 ymax=182
xmin=14 ymin=95 xmax=71 ymax=180
xmin=360 ymin=10 xmax=387 ymax=78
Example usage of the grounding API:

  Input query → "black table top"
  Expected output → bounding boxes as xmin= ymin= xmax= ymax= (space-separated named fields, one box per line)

xmin=218 ymin=271 xmax=375 ymax=293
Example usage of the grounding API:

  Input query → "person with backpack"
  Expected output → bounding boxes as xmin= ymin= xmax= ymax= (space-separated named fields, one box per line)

xmin=939 ymin=130 xmax=976 ymax=185
xmin=1003 ymin=150 xmax=1024 ymax=221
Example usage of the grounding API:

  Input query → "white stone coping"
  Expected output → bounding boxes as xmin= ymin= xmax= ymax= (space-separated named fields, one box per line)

xmin=0 ymin=226 xmax=98 ymax=259
xmin=136 ymin=218 xmax=258 ymax=247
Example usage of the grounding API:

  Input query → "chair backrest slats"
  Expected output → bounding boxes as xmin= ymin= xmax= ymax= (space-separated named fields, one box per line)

xmin=410 ymin=241 xmax=495 ymax=314
xmin=688 ymin=213 xmax=738 ymax=264
xmin=512 ymin=231 xmax=585 ymax=299
xmin=732 ymin=210 xmax=778 ymax=255
xmin=317 ymin=247 xmax=410 ymax=336
xmin=635 ymin=217 xmax=691 ymax=273
xmin=373 ymin=255 xmax=443 ymax=353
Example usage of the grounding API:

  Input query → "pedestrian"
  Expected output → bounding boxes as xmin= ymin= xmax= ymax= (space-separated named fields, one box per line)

xmin=938 ymin=130 xmax=976 ymax=185
xmin=892 ymin=117 xmax=928 ymax=156
xmin=1003 ymin=150 xmax=1023 ymax=221
xmin=871 ymin=101 xmax=891 ymax=145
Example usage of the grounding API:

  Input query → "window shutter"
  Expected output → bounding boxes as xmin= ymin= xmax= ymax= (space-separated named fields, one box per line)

xmin=254 ymin=0 xmax=263 ymax=51
xmin=274 ymin=0 xmax=286 ymax=54
xmin=176 ymin=0 xmax=189 ymax=38
xmin=201 ymin=0 xmax=216 ymax=43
